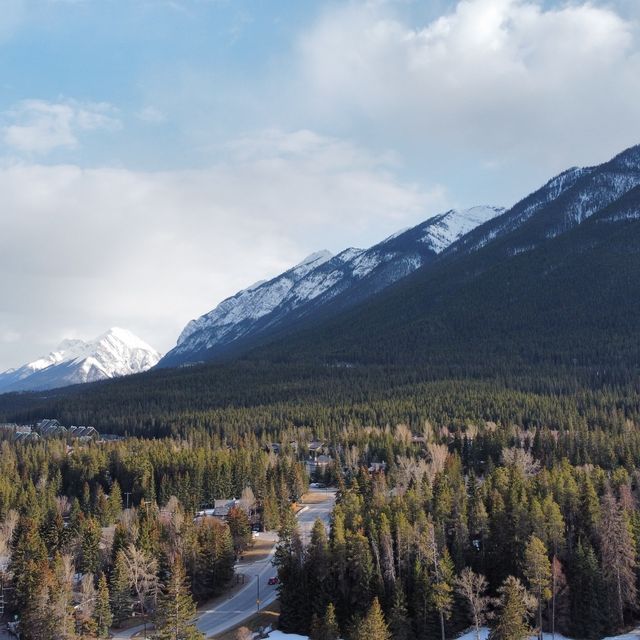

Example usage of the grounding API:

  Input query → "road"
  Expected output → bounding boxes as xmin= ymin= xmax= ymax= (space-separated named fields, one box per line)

xmin=112 ymin=487 xmax=337 ymax=639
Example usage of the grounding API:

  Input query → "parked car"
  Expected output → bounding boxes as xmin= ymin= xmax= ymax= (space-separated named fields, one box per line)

xmin=267 ymin=576 xmax=279 ymax=585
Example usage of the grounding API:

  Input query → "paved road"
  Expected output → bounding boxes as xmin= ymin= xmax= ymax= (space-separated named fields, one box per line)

xmin=112 ymin=488 xmax=337 ymax=639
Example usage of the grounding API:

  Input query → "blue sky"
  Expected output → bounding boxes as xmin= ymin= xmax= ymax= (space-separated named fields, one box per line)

xmin=1 ymin=0 xmax=640 ymax=368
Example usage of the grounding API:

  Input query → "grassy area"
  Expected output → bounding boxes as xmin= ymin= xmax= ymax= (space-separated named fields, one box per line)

xmin=238 ymin=536 xmax=275 ymax=564
xmin=300 ymin=490 xmax=332 ymax=504
xmin=209 ymin=601 xmax=280 ymax=640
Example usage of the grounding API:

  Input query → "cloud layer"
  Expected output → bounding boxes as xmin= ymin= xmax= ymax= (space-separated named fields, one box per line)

xmin=0 ymin=130 xmax=442 ymax=369
xmin=2 ymin=0 xmax=640 ymax=370
xmin=297 ymin=0 xmax=640 ymax=169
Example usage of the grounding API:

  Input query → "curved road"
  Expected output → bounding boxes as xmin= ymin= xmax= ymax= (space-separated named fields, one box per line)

xmin=113 ymin=488 xmax=337 ymax=639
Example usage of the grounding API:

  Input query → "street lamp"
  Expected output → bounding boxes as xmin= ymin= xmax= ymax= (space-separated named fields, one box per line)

xmin=255 ymin=574 xmax=261 ymax=612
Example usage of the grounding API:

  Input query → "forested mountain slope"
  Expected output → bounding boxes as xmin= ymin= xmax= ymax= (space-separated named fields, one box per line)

xmin=248 ymin=145 xmax=640 ymax=370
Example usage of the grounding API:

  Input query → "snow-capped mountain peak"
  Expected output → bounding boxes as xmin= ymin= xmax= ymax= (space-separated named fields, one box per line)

xmin=294 ymin=250 xmax=333 ymax=269
xmin=0 ymin=328 xmax=161 ymax=393
xmin=421 ymin=206 xmax=506 ymax=253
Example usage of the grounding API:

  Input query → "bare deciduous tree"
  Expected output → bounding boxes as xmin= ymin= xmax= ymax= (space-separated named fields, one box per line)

xmin=0 ymin=509 xmax=18 ymax=559
xmin=122 ymin=543 xmax=159 ymax=616
xmin=502 ymin=447 xmax=540 ymax=477
xmin=427 ymin=443 xmax=449 ymax=475
xmin=394 ymin=423 xmax=412 ymax=446
xmin=600 ymin=492 xmax=637 ymax=627
xmin=77 ymin=572 xmax=97 ymax=625
xmin=455 ymin=567 xmax=492 ymax=640
xmin=234 ymin=627 xmax=253 ymax=640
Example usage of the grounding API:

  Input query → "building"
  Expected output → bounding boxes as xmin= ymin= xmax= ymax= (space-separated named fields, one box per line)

xmin=33 ymin=419 xmax=99 ymax=440
xmin=308 ymin=440 xmax=326 ymax=459
xmin=0 ymin=423 xmax=39 ymax=442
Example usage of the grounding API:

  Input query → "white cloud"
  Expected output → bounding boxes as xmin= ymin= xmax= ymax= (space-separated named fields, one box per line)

xmin=3 ymin=99 xmax=121 ymax=154
xmin=0 ymin=0 xmax=26 ymax=41
xmin=297 ymin=0 xmax=640 ymax=169
xmin=137 ymin=106 xmax=167 ymax=124
xmin=0 ymin=129 xmax=445 ymax=370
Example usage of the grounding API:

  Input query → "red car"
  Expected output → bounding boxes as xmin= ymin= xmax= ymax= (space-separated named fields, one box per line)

xmin=267 ymin=576 xmax=279 ymax=586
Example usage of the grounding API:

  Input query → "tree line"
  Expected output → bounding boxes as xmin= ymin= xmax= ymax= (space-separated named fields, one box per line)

xmin=276 ymin=441 xmax=640 ymax=640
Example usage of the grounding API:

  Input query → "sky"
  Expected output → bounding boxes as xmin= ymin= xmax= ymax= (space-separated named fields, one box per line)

xmin=2 ymin=0 xmax=640 ymax=369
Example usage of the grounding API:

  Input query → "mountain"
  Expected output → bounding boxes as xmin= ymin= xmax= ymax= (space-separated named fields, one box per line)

xmin=247 ymin=144 xmax=640 ymax=369
xmin=447 ymin=145 xmax=640 ymax=260
xmin=1 ymin=145 xmax=640 ymax=436
xmin=0 ymin=328 xmax=161 ymax=393
xmin=160 ymin=206 xmax=504 ymax=367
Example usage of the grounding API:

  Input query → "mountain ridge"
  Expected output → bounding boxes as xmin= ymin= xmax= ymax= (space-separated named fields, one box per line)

xmin=161 ymin=205 xmax=504 ymax=367
xmin=0 ymin=327 xmax=161 ymax=393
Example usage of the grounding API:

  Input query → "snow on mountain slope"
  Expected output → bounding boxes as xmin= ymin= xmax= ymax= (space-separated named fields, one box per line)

xmin=449 ymin=144 xmax=640 ymax=257
xmin=421 ymin=206 xmax=505 ymax=253
xmin=0 ymin=328 xmax=161 ymax=393
xmin=176 ymin=250 xmax=334 ymax=347
xmin=163 ymin=206 xmax=504 ymax=366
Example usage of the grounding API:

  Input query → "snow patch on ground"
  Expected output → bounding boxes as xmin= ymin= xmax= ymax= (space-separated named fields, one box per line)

xmin=265 ymin=627 xmax=640 ymax=640
xmin=453 ymin=627 xmax=640 ymax=640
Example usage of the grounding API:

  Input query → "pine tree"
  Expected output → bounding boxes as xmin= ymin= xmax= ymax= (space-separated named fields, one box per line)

xmin=569 ymin=541 xmax=605 ymax=639
xmin=153 ymin=555 xmax=204 ymax=640
xmin=310 ymin=602 xmax=340 ymax=640
xmin=95 ymin=572 xmax=113 ymax=638
xmin=80 ymin=516 xmax=102 ymax=575
xmin=352 ymin=597 xmax=391 ymax=640
xmin=387 ymin=584 xmax=413 ymax=640
xmin=523 ymin=535 xmax=551 ymax=640
xmin=489 ymin=576 xmax=534 ymax=640
xmin=305 ymin=518 xmax=331 ymax=620
xmin=110 ymin=550 xmax=133 ymax=626
xmin=10 ymin=517 xmax=48 ymax=615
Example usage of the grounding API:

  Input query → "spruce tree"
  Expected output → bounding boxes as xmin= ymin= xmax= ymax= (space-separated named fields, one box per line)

xmin=489 ymin=576 xmax=534 ymax=640
xmin=310 ymin=602 xmax=340 ymax=640
xmin=95 ymin=572 xmax=113 ymax=638
xmin=387 ymin=584 xmax=413 ymax=640
xmin=352 ymin=597 xmax=391 ymax=640
xmin=523 ymin=535 xmax=551 ymax=640
xmin=153 ymin=555 xmax=203 ymax=640
xmin=569 ymin=541 xmax=606 ymax=639
xmin=110 ymin=550 xmax=132 ymax=627
xmin=274 ymin=519 xmax=308 ymax=633
xmin=80 ymin=516 xmax=102 ymax=575
xmin=306 ymin=518 xmax=331 ymax=620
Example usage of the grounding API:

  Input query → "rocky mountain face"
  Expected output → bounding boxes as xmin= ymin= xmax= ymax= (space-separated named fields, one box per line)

xmin=0 ymin=327 xmax=161 ymax=392
xmin=160 ymin=206 xmax=504 ymax=367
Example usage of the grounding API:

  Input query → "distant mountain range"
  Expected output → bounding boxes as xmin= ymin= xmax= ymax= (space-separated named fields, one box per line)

xmin=160 ymin=206 xmax=504 ymax=367
xmin=0 ymin=328 xmax=161 ymax=392
xmin=3 ymin=143 xmax=640 ymax=404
